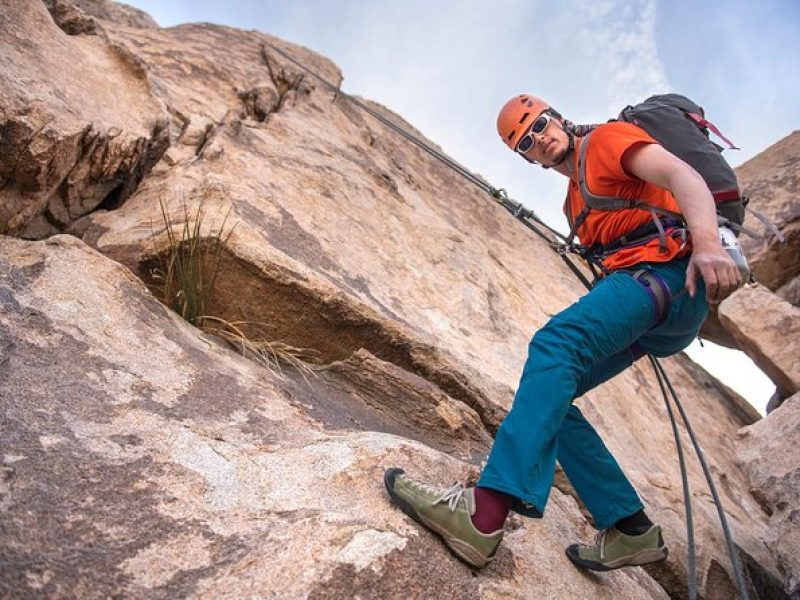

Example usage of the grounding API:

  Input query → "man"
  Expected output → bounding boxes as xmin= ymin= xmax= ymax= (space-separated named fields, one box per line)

xmin=383 ymin=94 xmax=742 ymax=570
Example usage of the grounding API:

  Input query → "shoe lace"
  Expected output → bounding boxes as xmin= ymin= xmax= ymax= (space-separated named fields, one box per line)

xmin=594 ymin=529 xmax=609 ymax=560
xmin=433 ymin=482 xmax=466 ymax=511
xmin=434 ymin=482 xmax=466 ymax=512
xmin=400 ymin=475 xmax=467 ymax=511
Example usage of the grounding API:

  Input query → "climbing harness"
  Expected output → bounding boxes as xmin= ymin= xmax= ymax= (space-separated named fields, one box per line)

xmin=630 ymin=270 xmax=672 ymax=324
xmin=261 ymin=42 xmax=751 ymax=599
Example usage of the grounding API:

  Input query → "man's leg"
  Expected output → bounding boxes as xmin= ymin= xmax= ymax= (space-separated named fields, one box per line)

xmin=477 ymin=269 xmax=660 ymax=513
xmin=562 ymin=258 xmax=708 ymax=570
xmin=383 ymin=271 xmax=659 ymax=568
xmin=557 ymin=258 xmax=708 ymax=530
xmin=557 ymin=403 xmax=645 ymax=529
xmin=383 ymin=258 xmax=706 ymax=569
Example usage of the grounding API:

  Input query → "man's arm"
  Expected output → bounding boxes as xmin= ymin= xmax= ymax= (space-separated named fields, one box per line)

xmin=621 ymin=142 xmax=741 ymax=302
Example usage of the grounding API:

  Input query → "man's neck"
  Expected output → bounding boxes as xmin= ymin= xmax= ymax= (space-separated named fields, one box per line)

xmin=548 ymin=133 xmax=579 ymax=179
xmin=551 ymin=147 xmax=576 ymax=179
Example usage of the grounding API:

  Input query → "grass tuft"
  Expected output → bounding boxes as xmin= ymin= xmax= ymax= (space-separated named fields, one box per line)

xmin=149 ymin=197 xmax=317 ymax=380
xmin=150 ymin=198 xmax=233 ymax=327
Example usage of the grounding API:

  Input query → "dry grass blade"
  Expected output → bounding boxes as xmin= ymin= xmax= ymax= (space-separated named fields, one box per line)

xmin=201 ymin=316 xmax=319 ymax=382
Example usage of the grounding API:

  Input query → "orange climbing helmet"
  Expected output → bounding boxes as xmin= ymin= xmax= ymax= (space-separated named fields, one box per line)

xmin=497 ymin=94 xmax=550 ymax=150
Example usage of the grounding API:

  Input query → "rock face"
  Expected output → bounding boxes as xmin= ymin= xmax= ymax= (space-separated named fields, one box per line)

xmin=0 ymin=236 xmax=673 ymax=599
xmin=0 ymin=1 xmax=795 ymax=598
xmin=737 ymin=131 xmax=800 ymax=300
xmin=701 ymin=131 xmax=800 ymax=349
xmin=0 ymin=0 xmax=168 ymax=239
xmin=719 ymin=286 xmax=800 ymax=401
xmin=736 ymin=393 xmax=800 ymax=598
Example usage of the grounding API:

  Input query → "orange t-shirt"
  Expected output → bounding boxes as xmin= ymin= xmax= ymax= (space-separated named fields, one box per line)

xmin=563 ymin=121 xmax=690 ymax=271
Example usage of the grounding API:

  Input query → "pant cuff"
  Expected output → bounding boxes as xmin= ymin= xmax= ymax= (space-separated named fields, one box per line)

xmin=593 ymin=500 xmax=646 ymax=530
xmin=476 ymin=474 xmax=545 ymax=517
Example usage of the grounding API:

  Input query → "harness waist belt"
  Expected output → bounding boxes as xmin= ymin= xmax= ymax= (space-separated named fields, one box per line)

xmin=594 ymin=217 xmax=685 ymax=257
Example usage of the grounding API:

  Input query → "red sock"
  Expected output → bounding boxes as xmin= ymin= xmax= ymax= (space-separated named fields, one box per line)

xmin=471 ymin=486 xmax=513 ymax=533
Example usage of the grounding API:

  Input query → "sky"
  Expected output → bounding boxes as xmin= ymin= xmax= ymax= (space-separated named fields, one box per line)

xmin=123 ymin=0 xmax=799 ymax=413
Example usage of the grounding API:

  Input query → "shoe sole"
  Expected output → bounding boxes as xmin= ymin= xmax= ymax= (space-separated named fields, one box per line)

xmin=383 ymin=468 xmax=493 ymax=569
xmin=566 ymin=544 xmax=669 ymax=571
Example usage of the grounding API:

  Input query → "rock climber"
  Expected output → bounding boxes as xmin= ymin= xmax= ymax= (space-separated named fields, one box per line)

xmin=384 ymin=94 xmax=742 ymax=570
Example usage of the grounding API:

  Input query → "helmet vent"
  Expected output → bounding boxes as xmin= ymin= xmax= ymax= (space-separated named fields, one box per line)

xmin=518 ymin=112 xmax=529 ymax=125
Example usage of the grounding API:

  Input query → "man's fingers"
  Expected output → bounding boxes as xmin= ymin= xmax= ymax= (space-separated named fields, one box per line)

xmin=685 ymin=262 xmax=697 ymax=297
xmin=721 ymin=265 xmax=742 ymax=300
xmin=715 ymin=269 xmax=732 ymax=302
xmin=702 ymin=265 xmax=721 ymax=302
xmin=706 ymin=281 xmax=720 ymax=303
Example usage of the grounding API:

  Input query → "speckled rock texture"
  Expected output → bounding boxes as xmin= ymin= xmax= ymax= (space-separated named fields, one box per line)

xmin=737 ymin=131 xmax=800 ymax=299
xmin=736 ymin=392 xmax=800 ymax=598
xmin=719 ymin=286 xmax=800 ymax=402
xmin=0 ymin=1 xmax=796 ymax=598
xmin=0 ymin=235 xmax=671 ymax=599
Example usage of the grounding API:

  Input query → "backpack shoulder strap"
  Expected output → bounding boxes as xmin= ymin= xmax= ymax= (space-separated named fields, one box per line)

xmin=577 ymin=131 xmax=638 ymax=211
xmin=578 ymin=130 xmax=683 ymax=220
xmin=576 ymin=129 xmax=685 ymax=253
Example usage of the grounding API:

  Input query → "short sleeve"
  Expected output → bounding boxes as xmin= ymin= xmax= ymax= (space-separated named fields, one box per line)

xmin=586 ymin=123 xmax=659 ymax=189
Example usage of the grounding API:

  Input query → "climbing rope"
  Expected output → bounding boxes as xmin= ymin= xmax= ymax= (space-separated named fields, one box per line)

xmin=651 ymin=357 xmax=750 ymax=599
xmin=261 ymin=42 xmax=750 ymax=599
xmin=649 ymin=354 xmax=698 ymax=597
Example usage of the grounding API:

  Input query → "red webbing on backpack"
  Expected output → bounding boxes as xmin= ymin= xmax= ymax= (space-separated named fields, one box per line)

xmin=686 ymin=112 xmax=740 ymax=150
xmin=712 ymin=189 xmax=741 ymax=203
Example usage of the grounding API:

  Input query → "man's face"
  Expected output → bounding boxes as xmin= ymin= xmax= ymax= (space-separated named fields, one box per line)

xmin=517 ymin=112 xmax=568 ymax=165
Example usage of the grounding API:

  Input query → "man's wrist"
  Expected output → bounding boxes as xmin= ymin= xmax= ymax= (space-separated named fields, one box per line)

xmin=690 ymin=230 xmax=720 ymax=251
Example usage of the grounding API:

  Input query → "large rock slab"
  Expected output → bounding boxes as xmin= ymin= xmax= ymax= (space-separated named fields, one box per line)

xmin=1 ymin=235 xmax=674 ymax=599
xmin=719 ymin=286 xmax=800 ymax=401
xmin=737 ymin=131 xmax=800 ymax=295
xmin=736 ymin=392 xmax=800 ymax=598
xmin=0 ymin=0 xmax=168 ymax=238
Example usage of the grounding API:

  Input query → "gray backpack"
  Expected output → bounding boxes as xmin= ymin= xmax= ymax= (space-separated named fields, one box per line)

xmin=566 ymin=94 xmax=748 ymax=257
xmin=617 ymin=93 xmax=744 ymax=226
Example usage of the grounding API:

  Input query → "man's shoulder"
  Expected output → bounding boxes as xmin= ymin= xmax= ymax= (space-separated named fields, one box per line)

xmin=583 ymin=121 xmax=658 ymax=168
xmin=591 ymin=120 xmax=653 ymax=142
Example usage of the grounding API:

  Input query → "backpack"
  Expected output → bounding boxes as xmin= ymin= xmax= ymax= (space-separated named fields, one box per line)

xmin=566 ymin=94 xmax=749 ymax=261
xmin=617 ymin=93 xmax=745 ymax=226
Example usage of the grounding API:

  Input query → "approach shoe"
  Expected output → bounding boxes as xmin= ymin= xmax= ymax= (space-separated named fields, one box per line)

xmin=566 ymin=525 xmax=668 ymax=571
xmin=383 ymin=467 xmax=503 ymax=568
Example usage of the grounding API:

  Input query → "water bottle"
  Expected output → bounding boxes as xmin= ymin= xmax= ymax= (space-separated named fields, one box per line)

xmin=718 ymin=225 xmax=750 ymax=283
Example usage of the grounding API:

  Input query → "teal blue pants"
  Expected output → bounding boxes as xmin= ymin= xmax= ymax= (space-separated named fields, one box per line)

xmin=478 ymin=257 xmax=708 ymax=529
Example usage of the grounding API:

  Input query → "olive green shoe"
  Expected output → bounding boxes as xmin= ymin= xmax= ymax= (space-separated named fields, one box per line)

xmin=566 ymin=525 xmax=668 ymax=571
xmin=383 ymin=468 xmax=503 ymax=568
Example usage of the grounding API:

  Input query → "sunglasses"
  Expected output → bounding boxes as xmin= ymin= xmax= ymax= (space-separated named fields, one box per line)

xmin=515 ymin=112 xmax=552 ymax=154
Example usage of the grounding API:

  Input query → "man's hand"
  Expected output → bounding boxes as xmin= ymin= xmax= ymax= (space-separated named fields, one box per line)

xmin=685 ymin=242 xmax=742 ymax=302
xmin=622 ymin=143 xmax=743 ymax=302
